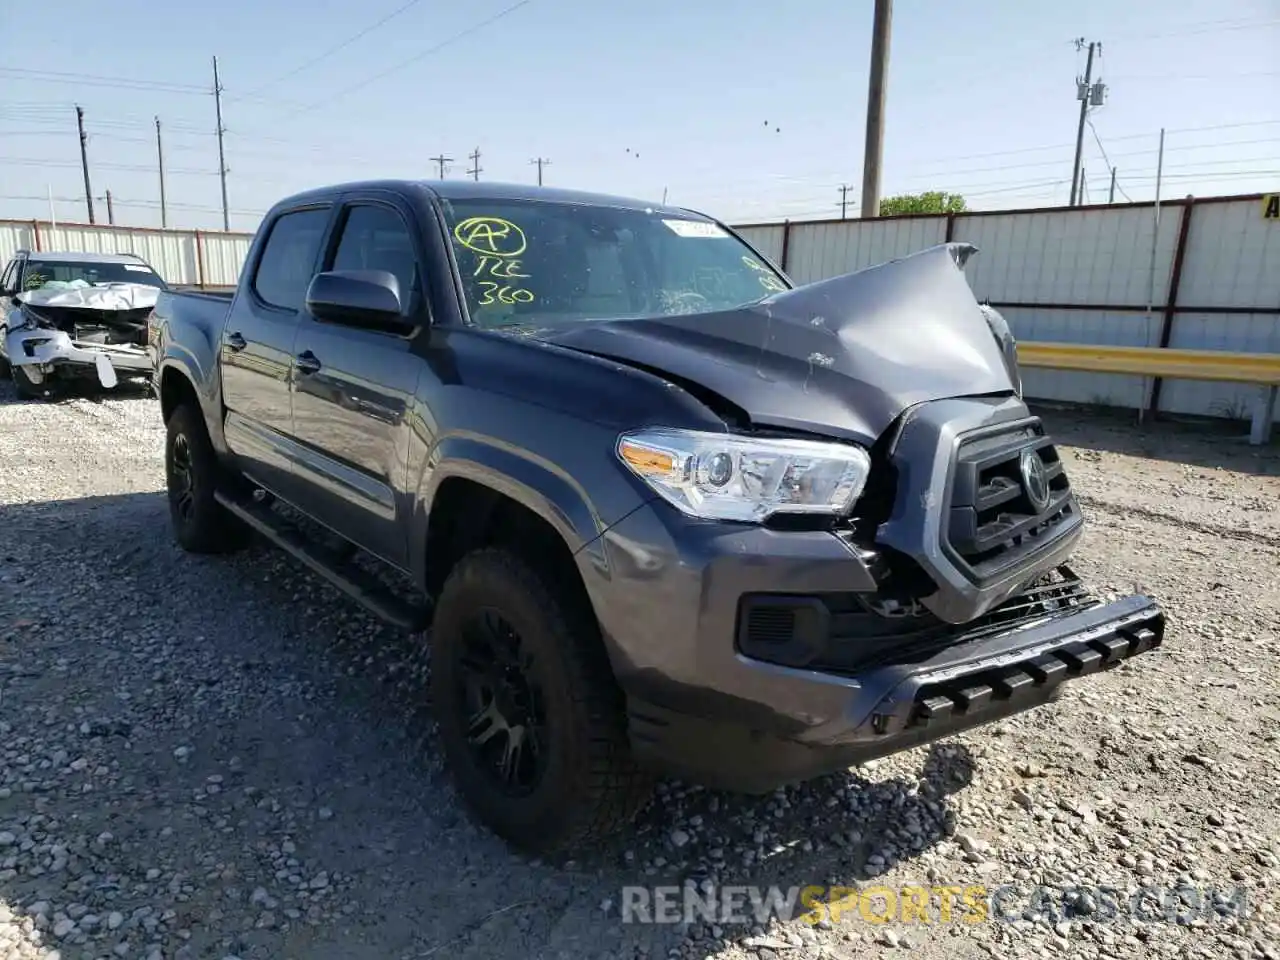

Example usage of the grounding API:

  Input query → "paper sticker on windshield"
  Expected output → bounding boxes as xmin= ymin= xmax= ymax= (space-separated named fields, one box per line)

xmin=123 ymin=264 xmax=152 ymax=272
xmin=662 ymin=219 xmax=727 ymax=238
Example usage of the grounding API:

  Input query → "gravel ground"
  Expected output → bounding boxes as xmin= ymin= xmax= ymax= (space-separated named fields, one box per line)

xmin=0 ymin=382 xmax=1277 ymax=960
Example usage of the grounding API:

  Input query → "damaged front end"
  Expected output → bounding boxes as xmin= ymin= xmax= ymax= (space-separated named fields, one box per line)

xmin=2 ymin=284 xmax=156 ymax=391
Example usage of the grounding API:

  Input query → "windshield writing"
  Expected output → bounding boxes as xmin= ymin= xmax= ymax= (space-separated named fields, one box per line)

xmin=442 ymin=200 xmax=788 ymax=329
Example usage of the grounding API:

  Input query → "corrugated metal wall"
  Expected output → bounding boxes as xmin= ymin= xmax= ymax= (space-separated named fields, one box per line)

xmin=0 ymin=219 xmax=252 ymax=288
xmin=735 ymin=195 xmax=1280 ymax=422
xmin=786 ymin=216 xmax=948 ymax=285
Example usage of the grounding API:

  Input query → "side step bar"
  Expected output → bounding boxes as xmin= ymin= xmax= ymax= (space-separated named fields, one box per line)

xmin=215 ymin=490 xmax=432 ymax=632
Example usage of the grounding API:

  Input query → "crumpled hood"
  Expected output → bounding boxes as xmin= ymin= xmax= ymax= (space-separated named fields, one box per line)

xmin=16 ymin=282 xmax=161 ymax=312
xmin=541 ymin=242 xmax=1016 ymax=445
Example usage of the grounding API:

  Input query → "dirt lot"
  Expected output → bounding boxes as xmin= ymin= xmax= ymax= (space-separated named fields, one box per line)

xmin=0 ymin=382 xmax=1277 ymax=960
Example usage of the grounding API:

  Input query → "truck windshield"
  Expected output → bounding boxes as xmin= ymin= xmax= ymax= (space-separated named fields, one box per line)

xmin=22 ymin=259 xmax=167 ymax=292
xmin=440 ymin=198 xmax=788 ymax=329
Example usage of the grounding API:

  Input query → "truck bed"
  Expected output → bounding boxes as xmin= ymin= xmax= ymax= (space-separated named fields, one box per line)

xmin=153 ymin=288 xmax=234 ymax=332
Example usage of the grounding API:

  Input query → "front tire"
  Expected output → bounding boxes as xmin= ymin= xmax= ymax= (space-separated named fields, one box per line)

xmin=11 ymin=363 xmax=49 ymax=400
xmin=431 ymin=548 xmax=652 ymax=853
xmin=165 ymin=403 xmax=249 ymax=553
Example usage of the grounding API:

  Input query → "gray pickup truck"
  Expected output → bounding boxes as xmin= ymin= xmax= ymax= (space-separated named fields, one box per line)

xmin=149 ymin=179 xmax=1166 ymax=852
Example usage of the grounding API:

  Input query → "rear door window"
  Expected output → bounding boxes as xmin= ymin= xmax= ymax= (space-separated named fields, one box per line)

xmin=252 ymin=208 xmax=330 ymax=311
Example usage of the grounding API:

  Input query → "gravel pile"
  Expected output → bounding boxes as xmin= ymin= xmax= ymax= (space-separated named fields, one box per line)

xmin=0 ymin=383 xmax=1276 ymax=960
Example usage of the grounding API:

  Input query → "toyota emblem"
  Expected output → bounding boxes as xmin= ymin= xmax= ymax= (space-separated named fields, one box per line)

xmin=1019 ymin=449 xmax=1051 ymax=512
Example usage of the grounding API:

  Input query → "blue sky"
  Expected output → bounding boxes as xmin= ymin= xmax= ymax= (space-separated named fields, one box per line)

xmin=2 ymin=0 xmax=1277 ymax=232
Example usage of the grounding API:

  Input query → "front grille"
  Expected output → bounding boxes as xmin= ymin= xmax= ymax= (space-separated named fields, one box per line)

xmin=945 ymin=421 xmax=1075 ymax=581
xmin=30 ymin=305 xmax=153 ymax=344
xmin=737 ymin=567 xmax=1096 ymax=674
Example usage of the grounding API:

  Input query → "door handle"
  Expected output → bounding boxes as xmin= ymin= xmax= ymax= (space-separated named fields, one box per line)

xmin=295 ymin=350 xmax=322 ymax=375
xmin=225 ymin=331 xmax=247 ymax=352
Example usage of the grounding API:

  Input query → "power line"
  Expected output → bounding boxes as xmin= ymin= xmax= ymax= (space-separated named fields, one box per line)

xmin=288 ymin=0 xmax=533 ymax=116
xmin=0 ymin=156 xmax=219 ymax=175
xmin=0 ymin=67 xmax=208 ymax=94
xmin=657 ymin=130 xmax=1280 ymax=197
xmin=1108 ymin=16 xmax=1279 ymax=43
xmin=0 ymin=108 xmax=216 ymax=136
xmin=1108 ymin=70 xmax=1280 ymax=81
xmin=889 ymin=119 xmax=1280 ymax=171
xmin=230 ymin=0 xmax=429 ymax=100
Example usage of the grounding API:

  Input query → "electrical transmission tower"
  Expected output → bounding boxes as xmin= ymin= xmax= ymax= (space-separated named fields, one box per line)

xmin=1069 ymin=38 xmax=1107 ymax=207
xmin=838 ymin=184 xmax=854 ymax=219
xmin=430 ymin=154 xmax=454 ymax=179
xmin=212 ymin=56 xmax=230 ymax=230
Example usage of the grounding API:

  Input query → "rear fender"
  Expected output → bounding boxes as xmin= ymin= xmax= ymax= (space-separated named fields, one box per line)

xmin=152 ymin=293 xmax=231 ymax=456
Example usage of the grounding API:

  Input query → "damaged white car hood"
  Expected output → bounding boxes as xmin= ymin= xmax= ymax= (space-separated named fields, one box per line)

xmin=15 ymin=281 xmax=162 ymax=312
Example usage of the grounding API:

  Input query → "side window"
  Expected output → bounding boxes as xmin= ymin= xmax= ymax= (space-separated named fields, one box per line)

xmin=0 ymin=260 xmax=17 ymax=293
xmin=330 ymin=205 xmax=417 ymax=313
xmin=252 ymin=208 xmax=330 ymax=311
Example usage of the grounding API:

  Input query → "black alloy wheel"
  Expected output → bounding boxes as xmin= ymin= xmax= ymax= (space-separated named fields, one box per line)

xmin=455 ymin=608 xmax=548 ymax=795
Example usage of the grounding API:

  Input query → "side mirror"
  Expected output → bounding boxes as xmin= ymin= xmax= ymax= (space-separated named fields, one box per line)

xmin=305 ymin=270 xmax=416 ymax=335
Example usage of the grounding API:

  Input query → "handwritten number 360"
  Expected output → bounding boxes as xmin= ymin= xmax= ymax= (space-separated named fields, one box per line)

xmin=478 ymin=281 xmax=535 ymax=305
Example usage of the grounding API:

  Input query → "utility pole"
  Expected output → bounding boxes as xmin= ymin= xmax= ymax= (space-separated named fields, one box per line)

xmin=838 ymin=184 xmax=854 ymax=219
xmin=860 ymin=0 xmax=892 ymax=218
xmin=1108 ymin=166 xmax=1117 ymax=204
xmin=529 ymin=157 xmax=551 ymax=186
xmin=430 ymin=154 xmax=454 ymax=179
xmin=212 ymin=55 xmax=230 ymax=231
xmin=76 ymin=105 xmax=95 ymax=224
xmin=467 ymin=147 xmax=482 ymax=181
xmin=104 ymin=189 xmax=115 ymax=225
xmin=1069 ymin=39 xmax=1106 ymax=207
xmin=156 ymin=117 xmax=168 ymax=228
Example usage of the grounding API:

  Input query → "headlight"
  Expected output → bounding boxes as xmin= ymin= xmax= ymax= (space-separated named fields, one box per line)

xmin=617 ymin=428 xmax=871 ymax=522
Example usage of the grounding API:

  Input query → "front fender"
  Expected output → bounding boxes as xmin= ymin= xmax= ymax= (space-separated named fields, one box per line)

xmin=419 ymin=432 xmax=605 ymax=551
xmin=408 ymin=427 xmax=653 ymax=594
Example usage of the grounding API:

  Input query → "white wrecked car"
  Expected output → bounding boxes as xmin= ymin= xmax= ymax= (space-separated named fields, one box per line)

xmin=0 ymin=250 xmax=165 ymax=399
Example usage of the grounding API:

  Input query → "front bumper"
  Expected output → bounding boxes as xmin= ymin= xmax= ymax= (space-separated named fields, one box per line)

xmin=4 ymin=327 xmax=152 ymax=388
xmin=586 ymin=500 xmax=1165 ymax=794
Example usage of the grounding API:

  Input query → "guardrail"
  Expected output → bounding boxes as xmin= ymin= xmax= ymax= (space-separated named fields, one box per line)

xmin=1018 ymin=342 xmax=1280 ymax=445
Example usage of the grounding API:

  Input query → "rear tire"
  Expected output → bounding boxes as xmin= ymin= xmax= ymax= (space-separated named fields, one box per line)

xmin=165 ymin=403 xmax=249 ymax=554
xmin=431 ymin=548 xmax=652 ymax=853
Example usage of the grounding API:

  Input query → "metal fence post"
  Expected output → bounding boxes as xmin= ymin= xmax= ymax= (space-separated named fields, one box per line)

xmin=1146 ymin=198 xmax=1197 ymax=419
xmin=195 ymin=230 xmax=206 ymax=289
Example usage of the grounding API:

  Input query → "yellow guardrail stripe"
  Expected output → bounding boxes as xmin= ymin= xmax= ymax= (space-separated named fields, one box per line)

xmin=1018 ymin=342 xmax=1280 ymax=385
